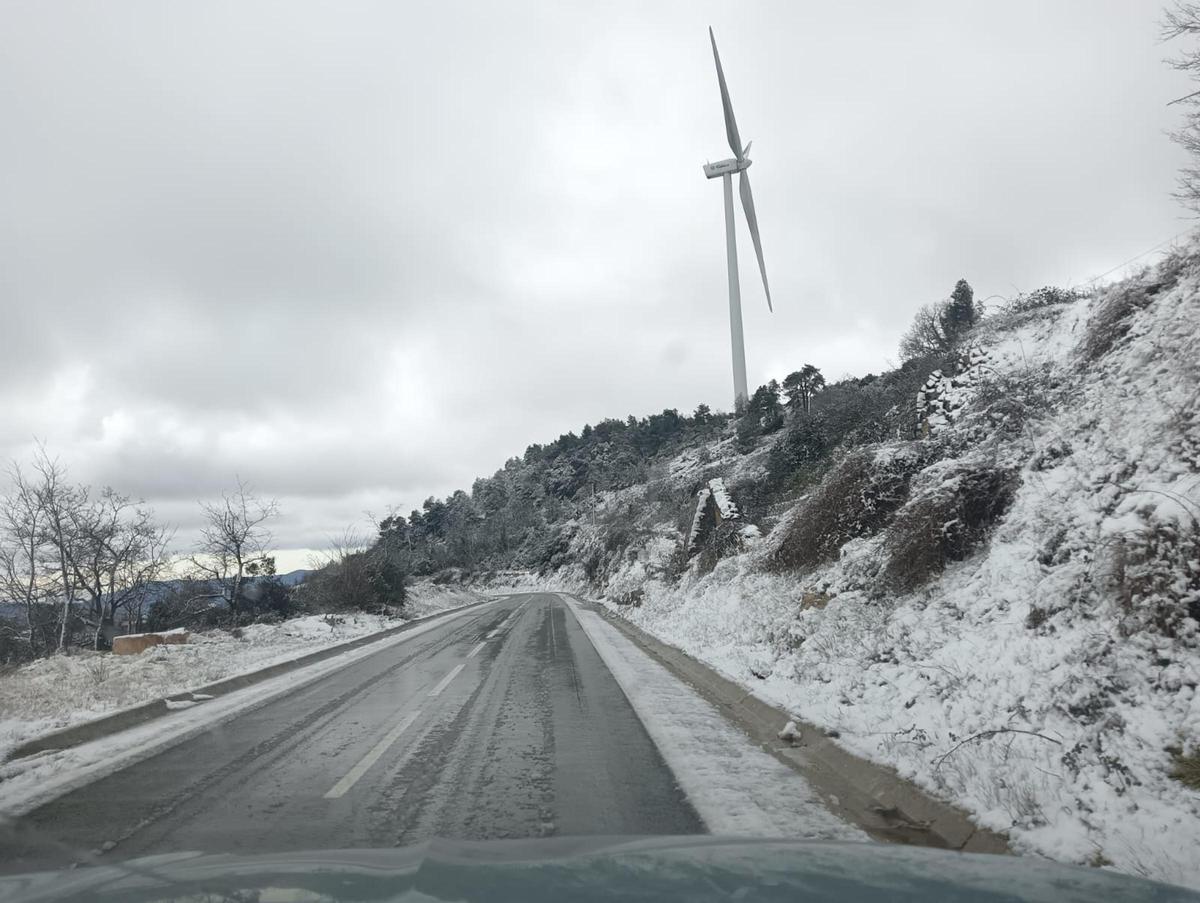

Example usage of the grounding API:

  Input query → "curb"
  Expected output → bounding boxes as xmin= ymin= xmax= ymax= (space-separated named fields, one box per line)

xmin=6 ymin=596 xmax=497 ymax=763
xmin=573 ymin=595 xmax=1009 ymax=855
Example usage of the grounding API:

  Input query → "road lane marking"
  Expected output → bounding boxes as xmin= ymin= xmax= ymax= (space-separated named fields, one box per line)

xmin=428 ymin=663 xmax=465 ymax=697
xmin=467 ymin=641 xmax=486 ymax=658
xmin=484 ymin=602 xmax=526 ymax=639
xmin=324 ymin=710 xmax=421 ymax=799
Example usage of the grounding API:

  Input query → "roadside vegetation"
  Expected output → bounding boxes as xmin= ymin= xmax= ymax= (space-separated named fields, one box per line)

xmin=0 ymin=470 xmax=411 ymax=666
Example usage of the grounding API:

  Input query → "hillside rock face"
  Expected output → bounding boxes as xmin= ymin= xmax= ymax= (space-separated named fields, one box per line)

xmin=550 ymin=245 xmax=1200 ymax=887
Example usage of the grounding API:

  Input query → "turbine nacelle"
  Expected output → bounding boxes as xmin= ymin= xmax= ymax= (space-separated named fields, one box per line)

xmin=702 ymin=156 xmax=751 ymax=180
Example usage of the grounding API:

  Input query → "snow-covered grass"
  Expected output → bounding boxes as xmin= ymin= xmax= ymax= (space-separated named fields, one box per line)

xmin=593 ymin=248 xmax=1200 ymax=889
xmin=0 ymin=581 xmax=482 ymax=763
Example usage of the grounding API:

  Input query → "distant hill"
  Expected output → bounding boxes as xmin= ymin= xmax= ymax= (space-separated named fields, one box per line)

xmin=273 ymin=569 xmax=313 ymax=587
xmin=0 ymin=569 xmax=314 ymax=623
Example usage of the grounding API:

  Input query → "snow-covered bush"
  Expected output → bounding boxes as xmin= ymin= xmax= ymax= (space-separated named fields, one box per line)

xmin=769 ymin=444 xmax=933 ymax=573
xmin=1080 ymin=280 xmax=1161 ymax=363
xmin=881 ymin=463 xmax=1020 ymax=591
xmin=1108 ymin=517 xmax=1200 ymax=641
xmin=970 ymin=363 xmax=1073 ymax=439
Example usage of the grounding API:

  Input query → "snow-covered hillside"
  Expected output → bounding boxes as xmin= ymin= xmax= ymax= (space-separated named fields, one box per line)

xmin=574 ymin=248 xmax=1200 ymax=886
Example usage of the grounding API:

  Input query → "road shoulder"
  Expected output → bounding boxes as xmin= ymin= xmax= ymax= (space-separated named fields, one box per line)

xmin=565 ymin=593 xmax=1009 ymax=854
xmin=562 ymin=594 xmax=865 ymax=841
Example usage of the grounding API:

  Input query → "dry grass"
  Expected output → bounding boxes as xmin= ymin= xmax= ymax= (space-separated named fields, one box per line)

xmin=769 ymin=448 xmax=924 ymax=572
xmin=1077 ymin=250 xmax=1187 ymax=364
xmin=1079 ymin=283 xmax=1154 ymax=363
xmin=1107 ymin=519 xmax=1200 ymax=639
xmin=883 ymin=465 xmax=1019 ymax=592
xmin=1171 ymin=750 xmax=1200 ymax=790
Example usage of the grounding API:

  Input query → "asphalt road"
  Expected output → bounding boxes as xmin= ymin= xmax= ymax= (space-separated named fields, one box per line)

xmin=0 ymin=593 xmax=703 ymax=872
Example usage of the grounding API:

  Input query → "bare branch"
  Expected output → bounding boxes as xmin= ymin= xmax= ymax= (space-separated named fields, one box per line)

xmin=932 ymin=728 xmax=1062 ymax=772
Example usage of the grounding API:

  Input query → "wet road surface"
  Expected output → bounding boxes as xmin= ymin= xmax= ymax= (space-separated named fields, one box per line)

xmin=0 ymin=593 xmax=703 ymax=872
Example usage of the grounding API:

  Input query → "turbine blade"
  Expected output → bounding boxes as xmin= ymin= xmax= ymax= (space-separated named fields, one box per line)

xmin=709 ymin=27 xmax=743 ymax=160
xmin=739 ymin=169 xmax=772 ymax=311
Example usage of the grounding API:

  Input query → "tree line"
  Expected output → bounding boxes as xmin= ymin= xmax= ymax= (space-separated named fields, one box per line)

xmin=366 ymin=278 xmax=990 ymax=580
xmin=0 ymin=453 xmax=295 ymax=662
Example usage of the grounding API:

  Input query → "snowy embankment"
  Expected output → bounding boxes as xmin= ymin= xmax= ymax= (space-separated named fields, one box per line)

xmin=598 ymin=252 xmax=1200 ymax=888
xmin=0 ymin=582 xmax=481 ymax=763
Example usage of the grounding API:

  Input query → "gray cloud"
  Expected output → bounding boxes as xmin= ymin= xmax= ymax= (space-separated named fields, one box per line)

xmin=0 ymin=0 xmax=1190 ymax=561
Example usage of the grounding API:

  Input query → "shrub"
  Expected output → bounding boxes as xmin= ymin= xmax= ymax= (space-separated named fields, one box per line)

xmin=1171 ymin=749 xmax=1200 ymax=790
xmin=694 ymin=518 xmax=743 ymax=576
xmin=238 ymin=577 xmax=296 ymax=623
xmin=882 ymin=465 xmax=1020 ymax=591
xmin=1079 ymin=283 xmax=1155 ymax=363
xmin=970 ymin=364 xmax=1072 ymax=437
xmin=765 ymin=358 xmax=948 ymax=491
xmin=300 ymin=550 xmax=405 ymax=615
xmin=1108 ymin=518 xmax=1200 ymax=640
xmin=770 ymin=447 xmax=926 ymax=572
xmin=1077 ymin=251 xmax=1190 ymax=363
xmin=1001 ymin=286 xmax=1084 ymax=316
xmin=146 ymin=580 xmax=224 ymax=631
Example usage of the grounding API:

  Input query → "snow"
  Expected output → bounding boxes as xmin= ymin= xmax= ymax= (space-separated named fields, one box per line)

xmin=564 ymin=597 xmax=864 ymax=841
xmin=592 ymin=248 xmax=1200 ymax=889
xmin=0 ymin=581 xmax=483 ymax=764
xmin=117 ymin=628 xmax=188 ymax=641
xmin=708 ymin=478 xmax=739 ymax=520
xmin=687 ymin=486 xmax=712 ymax=551
xmin=0 ymin=595 xmax=499 ymax=818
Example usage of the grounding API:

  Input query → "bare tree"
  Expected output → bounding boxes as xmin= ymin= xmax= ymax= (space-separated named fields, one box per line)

xmin=68 ymin=488 xmax=172 ymax=648
xmin=0 ymin=450 xmax=174 ymax=655
xmin=29 ymin=450 xmax=88 ymax=651
xmin=191 ymin=480 xmax=279 ymax=625
xmin=899 ymin=302 xmax=953 ymax=361
xmin=0 ymin=463 xmax=58 ymax=656
xmin=1165 ymin=3 xmax=1200 ymax=210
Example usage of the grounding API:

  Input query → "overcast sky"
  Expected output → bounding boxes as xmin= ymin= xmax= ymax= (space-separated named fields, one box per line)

xmin=1 ymin=0 xmax=1192 ymax=569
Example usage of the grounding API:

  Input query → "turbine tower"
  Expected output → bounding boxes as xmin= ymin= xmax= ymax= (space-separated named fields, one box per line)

xmin=703 ymin=27 xmax=772 ymax=408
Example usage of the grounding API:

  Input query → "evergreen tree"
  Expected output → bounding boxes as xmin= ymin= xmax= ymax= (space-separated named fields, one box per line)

xmin=939 ymin=278 xmax=976 ymax=341
xmin=782 ymin=364 xmax=826 ymax=413
xmin=742 ymin=380 xmax=784 ymax=440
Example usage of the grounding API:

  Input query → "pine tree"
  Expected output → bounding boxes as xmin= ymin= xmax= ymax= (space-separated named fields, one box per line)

xmin=940 ymin=278 xmax=976 ymax=341
xmin=782 ymin=365 xmax=826 ymax=413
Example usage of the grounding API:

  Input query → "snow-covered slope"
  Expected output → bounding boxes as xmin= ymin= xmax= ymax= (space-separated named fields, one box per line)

xmin=594 ymin=249 xmax=1200 ymax=887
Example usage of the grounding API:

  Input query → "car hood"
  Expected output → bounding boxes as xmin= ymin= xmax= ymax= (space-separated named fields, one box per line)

xmin=0 ymin=836 xmax=1194 ymax=903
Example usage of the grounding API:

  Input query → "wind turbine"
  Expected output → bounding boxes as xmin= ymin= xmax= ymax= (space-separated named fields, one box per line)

xmin=703 ymin=27 xmax=772 ymax=408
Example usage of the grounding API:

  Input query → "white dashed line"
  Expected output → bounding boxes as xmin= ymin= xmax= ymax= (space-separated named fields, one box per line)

xmin=324 ymin=710 xmax=421 ymax=799
xmin=428 ymin=663 xmax=466 ymax=698
xmin=467 ymin=641 xmax=486 ymax=659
